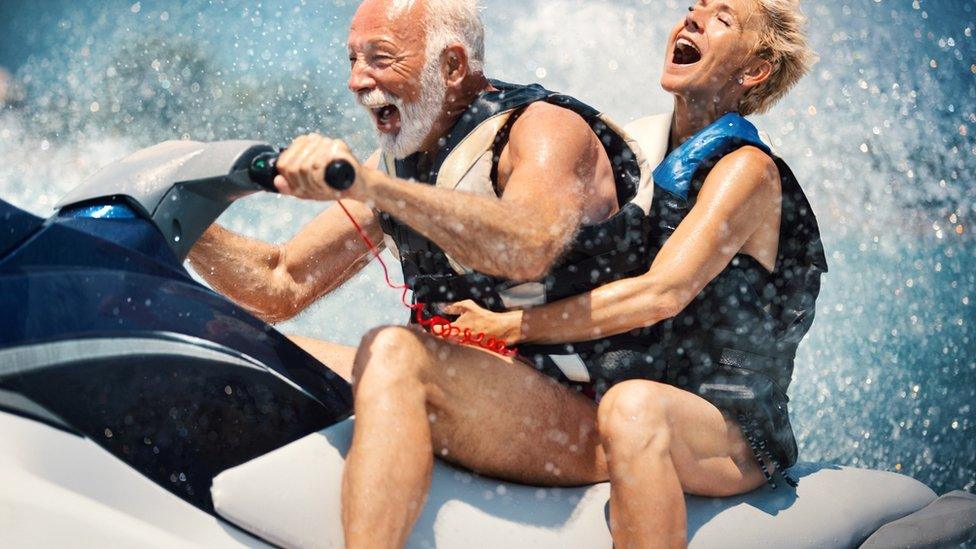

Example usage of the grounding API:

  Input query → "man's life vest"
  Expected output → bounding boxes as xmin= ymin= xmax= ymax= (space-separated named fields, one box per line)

xmin=376 ymin=80 xmax=657 ymax=380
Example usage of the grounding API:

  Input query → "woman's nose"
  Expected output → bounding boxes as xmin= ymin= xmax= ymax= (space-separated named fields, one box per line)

xmin=684 ymin=9 xmax=703 ymax=33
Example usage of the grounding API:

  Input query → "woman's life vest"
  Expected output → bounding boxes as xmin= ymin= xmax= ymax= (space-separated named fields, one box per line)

xmin=630 ymin=112 xmax=828 ymax=398
xmin=627 ymin=112 xmax=828 ymax=474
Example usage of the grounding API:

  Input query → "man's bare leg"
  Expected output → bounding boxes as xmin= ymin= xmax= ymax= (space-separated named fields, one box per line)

xmin=597 ymin=380 xmax=769 ymax=549
xmin=288 ymin=335 xmax=357 ymax=382
xmin=342 ymin=326 xmax=607 ymax=549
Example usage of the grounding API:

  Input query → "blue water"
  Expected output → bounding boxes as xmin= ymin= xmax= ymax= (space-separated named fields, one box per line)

xmin=0 ymin=0 xmax=973 ymax=496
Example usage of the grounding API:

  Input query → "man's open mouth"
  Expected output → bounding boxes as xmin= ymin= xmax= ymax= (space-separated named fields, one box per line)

xmin=672 ymin=37 xmax=702 ymax=65
xmin=370 ymin=104 xmax=401 ymax=132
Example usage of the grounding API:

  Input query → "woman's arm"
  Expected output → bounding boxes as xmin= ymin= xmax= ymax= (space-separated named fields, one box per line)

xmin=448 ymin=146 xmax=781 ymax=345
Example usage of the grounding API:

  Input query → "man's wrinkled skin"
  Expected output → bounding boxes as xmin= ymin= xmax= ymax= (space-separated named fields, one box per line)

xmin=188 ymin=0 xmax=623 ymax=546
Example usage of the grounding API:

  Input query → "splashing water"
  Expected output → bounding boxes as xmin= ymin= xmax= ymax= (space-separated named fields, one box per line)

xmin=1 ymin=0 xmax=974 ymax=495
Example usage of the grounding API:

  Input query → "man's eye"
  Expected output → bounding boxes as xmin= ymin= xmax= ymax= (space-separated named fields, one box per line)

xmin=371 ymin=55 xmax=393 ymax=64
xmin=719 ymin=16 xmax=732 ymax=27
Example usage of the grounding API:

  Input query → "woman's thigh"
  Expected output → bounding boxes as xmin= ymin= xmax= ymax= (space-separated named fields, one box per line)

xmin=637 ymin=382 xmax=768 ymax=497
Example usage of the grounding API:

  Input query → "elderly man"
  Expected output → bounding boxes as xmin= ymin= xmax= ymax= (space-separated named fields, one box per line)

xmin=190 ymin=0 xmax=651 ymax=546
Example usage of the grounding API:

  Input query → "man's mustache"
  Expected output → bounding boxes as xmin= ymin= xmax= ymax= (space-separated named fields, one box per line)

xmin=358 ymin=89 xmax=400 ymax=109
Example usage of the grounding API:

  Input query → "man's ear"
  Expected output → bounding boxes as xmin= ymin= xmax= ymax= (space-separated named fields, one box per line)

xmin=741 ymin=58 xmax=773 ymax=90
xmin=441 ymin=44 xmax=469 ymax=86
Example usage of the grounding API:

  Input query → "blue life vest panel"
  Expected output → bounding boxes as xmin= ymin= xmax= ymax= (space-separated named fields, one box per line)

xmin=653 ymin=112 xmax=771 ymax=200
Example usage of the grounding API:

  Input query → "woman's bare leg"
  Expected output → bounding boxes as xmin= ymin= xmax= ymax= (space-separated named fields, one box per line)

xmin=597 ymin=380 xmax=769 ymax=549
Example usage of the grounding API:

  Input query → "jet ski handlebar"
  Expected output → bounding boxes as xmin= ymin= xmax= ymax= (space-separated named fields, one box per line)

xmin=248 ymin=152 xmax=357 ymax=192
xmin=55 ymin=140 xmax=358 ymax=262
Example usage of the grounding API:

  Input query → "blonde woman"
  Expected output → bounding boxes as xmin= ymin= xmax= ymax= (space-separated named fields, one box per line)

xmin=447 ymin=1 xmax=826 ymax=546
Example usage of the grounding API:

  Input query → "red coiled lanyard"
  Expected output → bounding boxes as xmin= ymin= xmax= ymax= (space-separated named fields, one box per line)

xmin=336 ymin=200 xmax=518 ymax=358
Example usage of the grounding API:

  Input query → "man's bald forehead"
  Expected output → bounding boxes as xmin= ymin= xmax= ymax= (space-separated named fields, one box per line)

xmin=355 ymin=0 xmax=426 ymax=21
xmin=350 ymin=0 xmax=428 ymax=45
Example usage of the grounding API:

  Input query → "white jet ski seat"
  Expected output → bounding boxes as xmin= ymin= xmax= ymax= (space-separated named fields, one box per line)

xmin=212 ymin=419 xmax=942 ymax=548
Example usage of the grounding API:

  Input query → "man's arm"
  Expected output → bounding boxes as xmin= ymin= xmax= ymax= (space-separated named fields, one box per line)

xmin=275 ymin=104 xmax=604 ymax=282
xmin=188 ymin=198 xmax=382 ymax=323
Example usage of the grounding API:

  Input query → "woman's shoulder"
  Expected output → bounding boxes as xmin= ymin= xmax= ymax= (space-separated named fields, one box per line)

xmin=705 ymin=146 xmax=782 ymax=197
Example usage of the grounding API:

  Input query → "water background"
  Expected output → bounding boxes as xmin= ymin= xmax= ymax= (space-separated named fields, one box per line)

xmin=1 ymin=0 xmax=974 ymax=495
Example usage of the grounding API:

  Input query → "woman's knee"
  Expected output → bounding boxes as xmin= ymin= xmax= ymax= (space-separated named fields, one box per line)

xmin=598 ymin=380 xmax=673 ymax=455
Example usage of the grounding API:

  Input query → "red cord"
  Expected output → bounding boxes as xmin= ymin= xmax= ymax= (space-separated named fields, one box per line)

xmin=336 ymin=200 xmax=517 ymax=357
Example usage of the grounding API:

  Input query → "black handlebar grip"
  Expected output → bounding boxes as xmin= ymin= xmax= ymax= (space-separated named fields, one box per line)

xmin=248 ymin=151 xmax=280 ymax=192
xmin=249 ymin=152 xmax=356 ymax=192
xmin=325 ymin=160 xmax=356 ymax=191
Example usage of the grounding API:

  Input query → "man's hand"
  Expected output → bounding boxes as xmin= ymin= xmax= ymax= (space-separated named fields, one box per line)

xmin=274 ymin=134 xmax=365 ymax=201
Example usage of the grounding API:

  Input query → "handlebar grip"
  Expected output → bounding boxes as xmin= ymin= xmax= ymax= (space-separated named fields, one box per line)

xmin=248 ymin=152 xmax=356 ymax=192
xmin=324 ymin=160 xmax=356 ymax=191
xmin=248 ymin=152 xmax=280 ymax=192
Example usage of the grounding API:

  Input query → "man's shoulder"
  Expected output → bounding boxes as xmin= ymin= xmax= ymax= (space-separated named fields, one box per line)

xmin=517 ymin=100 xmax=589 ymax=128
xmin=507 ymin=101 xmax=595 ymax=151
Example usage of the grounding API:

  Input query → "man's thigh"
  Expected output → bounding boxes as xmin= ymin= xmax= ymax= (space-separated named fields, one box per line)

xmin=409 ymin=333 xmax=607 ymax=487
xmin=653 ymin=383 xmax=767 ymax=497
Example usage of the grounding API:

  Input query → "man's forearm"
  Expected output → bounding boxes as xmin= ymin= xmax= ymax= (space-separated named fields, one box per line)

xmin=188 ymin=225 xmax=298 ymax=321
xmin=358 ymin=169 xmax=575 ymax=282
xmin=188 ymin=201 xmax=382 ymax=322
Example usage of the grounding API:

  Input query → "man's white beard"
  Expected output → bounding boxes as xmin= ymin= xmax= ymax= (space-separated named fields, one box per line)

xmin=359 ymin=56 xmax=447 ymax=159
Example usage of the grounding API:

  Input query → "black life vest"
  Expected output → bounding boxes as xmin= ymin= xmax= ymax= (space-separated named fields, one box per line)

xmin=645 ymin=113 xmax=829 ymax=398
xmin=376 ymin=81 xmax=658 ymax=375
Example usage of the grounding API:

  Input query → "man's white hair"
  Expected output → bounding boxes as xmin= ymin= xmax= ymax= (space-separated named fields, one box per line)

xmin=388 ymin=0 xmax=486 ymax=73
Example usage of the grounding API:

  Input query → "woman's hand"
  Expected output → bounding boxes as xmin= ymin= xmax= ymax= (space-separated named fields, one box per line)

xmin=442 ymin=300 xmax=524 ymax=346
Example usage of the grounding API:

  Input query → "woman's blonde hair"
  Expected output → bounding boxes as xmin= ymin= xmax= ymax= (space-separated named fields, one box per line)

xmin=740 ymin=0 xmax=816 ymax=115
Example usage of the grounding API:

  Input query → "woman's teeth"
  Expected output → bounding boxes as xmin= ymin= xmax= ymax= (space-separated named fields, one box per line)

xmin=673 ymin=37 xmax=702 ymax=65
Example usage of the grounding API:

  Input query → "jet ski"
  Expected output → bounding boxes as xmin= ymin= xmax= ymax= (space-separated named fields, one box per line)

xmin=1 ymin=140 xmax=974 ymax=548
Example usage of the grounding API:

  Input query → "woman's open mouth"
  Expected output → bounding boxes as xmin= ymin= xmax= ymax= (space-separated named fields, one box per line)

xmin=371 ymin=104 xmax=401 ymax=133
xmin=672 ymin=37 xmax=702 ymax=65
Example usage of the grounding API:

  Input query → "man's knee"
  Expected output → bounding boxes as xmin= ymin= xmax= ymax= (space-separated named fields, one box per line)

xmin=352 ymin=326 xmax=430 ymax=393
xmin=598 ymin=380 xmax=672 ymax=457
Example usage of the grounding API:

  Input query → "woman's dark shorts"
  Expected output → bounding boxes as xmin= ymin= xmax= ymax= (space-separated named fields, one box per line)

xmin=524 ymin=346 xmax=798 ymax=485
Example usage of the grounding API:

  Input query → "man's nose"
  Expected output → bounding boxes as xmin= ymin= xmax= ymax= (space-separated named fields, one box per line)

xmin=348 ymin=61 xmax=377 ymax=94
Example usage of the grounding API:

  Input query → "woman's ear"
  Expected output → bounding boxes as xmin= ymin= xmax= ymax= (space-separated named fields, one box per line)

xmin=740 ymin=58 xmax=773 ymax=90
xmin=441 ymin=44 xmax=469 ymax=87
